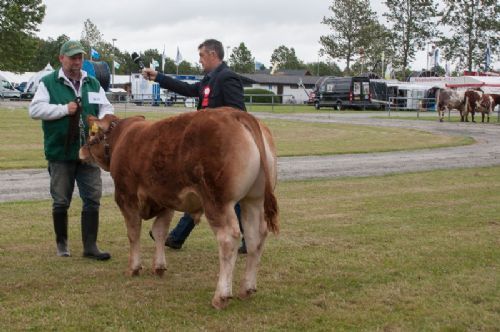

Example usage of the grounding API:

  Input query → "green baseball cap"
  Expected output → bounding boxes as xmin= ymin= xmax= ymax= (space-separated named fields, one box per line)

xmin=60 ymin=40 xmax=86 ymax=56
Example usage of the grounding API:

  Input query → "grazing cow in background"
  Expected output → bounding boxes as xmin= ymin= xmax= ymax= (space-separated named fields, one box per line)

xmin=477 ymin=94 xmax=495 ymax=123
xmin=464 ymin=88 xmax=483 ymax=122
xmin=79 ymin=108 xmax=279 ymax=309
xmin=490 ymin=94 xmax=500 ymax=106
xmin=431 ymin=87 xmax=466 ymax=122
xmin=490 ymin=94 xmax=500 ymax=113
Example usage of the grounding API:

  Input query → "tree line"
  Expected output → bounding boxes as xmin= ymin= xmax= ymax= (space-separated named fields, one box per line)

xmin=0 ymin=0 xmax=498 ymax=79
xmin=322 ymin=0 xmax=498 ymax=79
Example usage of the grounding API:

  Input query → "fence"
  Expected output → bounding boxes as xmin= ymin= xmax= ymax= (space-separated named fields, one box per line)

xmin=104 ymin=93 xmax=302 ymax=110
xmin=374 ymin=95 xmax=500 ymax=122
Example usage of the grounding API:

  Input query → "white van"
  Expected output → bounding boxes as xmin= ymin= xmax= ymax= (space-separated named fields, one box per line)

xmin=0 ymin=75 xmax=21 ymax=99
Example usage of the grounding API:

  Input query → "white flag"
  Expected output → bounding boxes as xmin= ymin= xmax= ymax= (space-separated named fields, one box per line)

xmin=161 ymin=45 xmax=166 ymax=72
xmin=113 ymin=60 xmax=120 ymax=69
xmin=384 ymin=63 xmax=392 ymax=80
xmin=485 ymin=43 xmax=492 ymax=70
xmin=175 ymin=47 xmax=183 ymax=66
xmin=433 ymin=48 xmax=440 ymax=68
xmin=445 ymin=62 xmax=450 ymax=77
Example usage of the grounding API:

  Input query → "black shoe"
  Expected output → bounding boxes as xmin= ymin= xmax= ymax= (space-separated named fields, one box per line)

xmin=83 ymin=251 xmax=111 ymax=261
xmin=149 ymin=230 xmax=183 ymax=249
xmin=165 ymin=236 xmax=182 ymax=250
xmin=238 ymin=243 xmax=247 ymax=254
xmin=81 ymin=211 xmax=111 ymax=261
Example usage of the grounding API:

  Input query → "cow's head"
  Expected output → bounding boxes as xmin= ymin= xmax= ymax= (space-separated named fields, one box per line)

xmin=79 ymin=114 xmax=120 ymax=171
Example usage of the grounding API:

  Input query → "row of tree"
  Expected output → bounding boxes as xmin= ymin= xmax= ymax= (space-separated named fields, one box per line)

xmin=1 ymin=9 xmax=344 ymax=77
xmin=322 ymin=0 xmax=499 ymax=78
xmin=0 ymin=0 xmax=498 ymax=79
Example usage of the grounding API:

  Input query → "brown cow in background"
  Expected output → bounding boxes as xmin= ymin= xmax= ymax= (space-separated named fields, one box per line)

xmin=432 ymin=87 xmax=465 ymax=122
xmin=464 ymin=89 xmax=497 ymax=123
xmin=478 ymin=94 xmax=495 ymax=123
xmin=464 ymin=89 xmax=483 ymax=122
xmin=79 ymin=108 xmax=279 ymax=309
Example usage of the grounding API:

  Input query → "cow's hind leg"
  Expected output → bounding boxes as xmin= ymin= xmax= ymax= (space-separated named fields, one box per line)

xmin=238 ymin=198 xmax=268 ymax=300
xmin=151 ymin=209 xmax=174 ymax=276
xmin=120 ymin=207 xmax=143 ymax=276
xmin=207 ymin=205 xmax=240 ymax=309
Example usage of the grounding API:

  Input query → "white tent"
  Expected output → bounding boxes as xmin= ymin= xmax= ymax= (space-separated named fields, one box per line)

xmin=25 ymin=63 xmax=53 ymax=93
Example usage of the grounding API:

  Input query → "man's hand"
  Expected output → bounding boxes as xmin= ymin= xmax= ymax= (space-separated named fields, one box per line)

xmin=67 ymin=101 xmax=78 ymax=115
xmin=142 ymin=68 xmax=158 ymax=81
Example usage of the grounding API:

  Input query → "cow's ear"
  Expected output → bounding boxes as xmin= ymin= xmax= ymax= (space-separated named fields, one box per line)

xmin=87 ymin=115 xmax=101 ymax=136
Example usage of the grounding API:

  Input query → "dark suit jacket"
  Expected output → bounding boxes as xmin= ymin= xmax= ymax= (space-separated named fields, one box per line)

xmin=155 ymin=62 xmax=246 ymax=111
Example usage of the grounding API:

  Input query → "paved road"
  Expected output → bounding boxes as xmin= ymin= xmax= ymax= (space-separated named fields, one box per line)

xmin=1 ymin=104 xmax=499 ymax=202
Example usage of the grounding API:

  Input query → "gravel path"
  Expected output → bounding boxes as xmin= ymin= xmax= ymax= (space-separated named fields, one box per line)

xmin=1 ymin=104 xmax=499 ymax=202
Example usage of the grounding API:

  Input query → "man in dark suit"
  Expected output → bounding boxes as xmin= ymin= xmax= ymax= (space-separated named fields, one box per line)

xmin=142 ymin=39 xmax=247 ymax=253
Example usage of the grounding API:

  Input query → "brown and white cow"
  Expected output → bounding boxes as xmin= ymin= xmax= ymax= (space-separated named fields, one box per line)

xmin=464 ymin=89 xmax=483 ymax=122
xmin=432 ymin=87 xmax=466 ymax=122
xmin=477 ymin=93 xmax=495 ymax=123
xmin=79 ymin=107 xmax=279 ymax=309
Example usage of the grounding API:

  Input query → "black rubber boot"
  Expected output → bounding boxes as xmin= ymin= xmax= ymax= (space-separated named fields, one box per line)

xmin=81 ymin=210 xmax=111 ymax=261
xmin=238 ymin=237 xmax=247 ymax=254
xmin=53 ymin=210 xmax=70 ymax=257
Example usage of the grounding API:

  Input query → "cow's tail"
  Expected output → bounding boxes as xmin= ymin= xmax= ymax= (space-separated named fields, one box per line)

xmin=238 ymin=112 xmax=279 ymax=235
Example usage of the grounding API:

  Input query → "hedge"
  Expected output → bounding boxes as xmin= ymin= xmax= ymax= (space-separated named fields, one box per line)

xmin=244 ymin=88 xmax=282 ymax=103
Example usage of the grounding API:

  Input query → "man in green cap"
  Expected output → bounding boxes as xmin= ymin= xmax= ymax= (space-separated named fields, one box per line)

xmin=29 ymin=40 xmax=114 ymax=260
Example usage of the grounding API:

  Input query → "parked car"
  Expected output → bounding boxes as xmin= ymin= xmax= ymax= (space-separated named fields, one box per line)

xmin=313 ymin=76 xmax=379 ymax=110
xmin=0 ymin=79 xmax=21 ymax=99
xmin=16 ymin=81 xmax=27 ymax=92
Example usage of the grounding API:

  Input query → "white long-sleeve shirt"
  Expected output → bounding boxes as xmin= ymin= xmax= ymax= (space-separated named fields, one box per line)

xmin=29 ymin=68 xmax=114 ymax=120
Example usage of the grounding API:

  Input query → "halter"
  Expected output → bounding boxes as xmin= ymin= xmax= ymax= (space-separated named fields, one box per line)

xmin=83 ymin=120 xmax=119 ymax=164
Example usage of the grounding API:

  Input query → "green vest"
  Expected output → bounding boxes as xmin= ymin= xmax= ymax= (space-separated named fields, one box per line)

xmin=41 ymin=70 xmax=101 ymax=161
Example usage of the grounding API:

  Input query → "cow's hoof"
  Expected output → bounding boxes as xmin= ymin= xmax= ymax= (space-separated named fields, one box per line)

xmin=238 ymin=288 xmax=257 ymax=300
xmin=153 ymin=267 xmax=166 ymax=277
xmin=211 ymin=295 xmax=232 ymax=310
xmin=127 ymin=266 xmax=142 ymax=277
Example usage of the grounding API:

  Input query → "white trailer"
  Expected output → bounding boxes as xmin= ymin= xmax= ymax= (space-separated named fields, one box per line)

xmin=130 ymin=73 xmax=161 ymax=105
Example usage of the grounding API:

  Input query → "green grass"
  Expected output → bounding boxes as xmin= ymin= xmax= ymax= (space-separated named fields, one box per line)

xmin=0 ymin=166 xmax=499 ymax=330
xmin=0 ymin=107 xmax=474 ymax=169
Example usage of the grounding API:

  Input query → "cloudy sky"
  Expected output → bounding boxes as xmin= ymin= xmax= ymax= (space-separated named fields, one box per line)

xmin=36 ymin=0 xmax=437 ymax=71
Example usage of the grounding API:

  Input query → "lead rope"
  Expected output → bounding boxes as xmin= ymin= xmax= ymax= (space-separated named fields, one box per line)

xmin=65 ymin=96 xmax=82 ymax=153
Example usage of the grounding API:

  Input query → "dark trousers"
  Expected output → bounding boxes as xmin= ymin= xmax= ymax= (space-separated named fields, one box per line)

xmin=169 ymin=203 xmax=242 ymax=244
xmin=48 ymin=160 xmax=102 ymax=213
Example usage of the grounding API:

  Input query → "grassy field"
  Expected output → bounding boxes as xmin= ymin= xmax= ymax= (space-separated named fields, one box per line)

xmin=0 ymin=166 xmax=499 ymax=330
xmin=0 ymin=107 xmax=474 ymax=169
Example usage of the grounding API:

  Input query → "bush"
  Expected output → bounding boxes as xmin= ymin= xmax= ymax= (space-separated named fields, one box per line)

xmin=244 ymin=88 xmax=281 ymax=103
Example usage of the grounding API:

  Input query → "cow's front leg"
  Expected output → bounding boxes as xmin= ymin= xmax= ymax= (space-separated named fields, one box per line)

xmin=120 ymin=206 xmax=142 ymax=276
xmin=208 ymin=208 xmax=240 ymax=309
xmin=151 ymin=209 xmax=174 ymax=277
